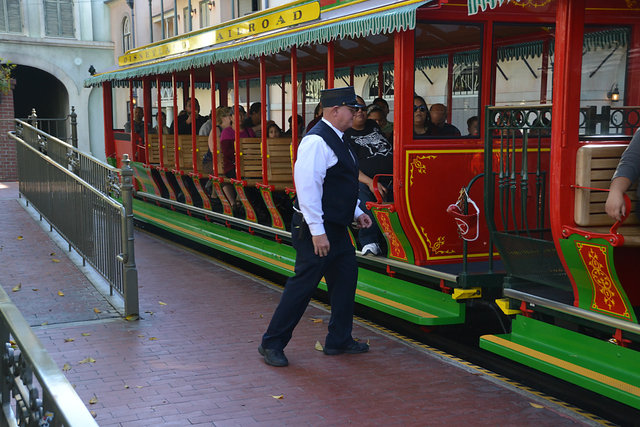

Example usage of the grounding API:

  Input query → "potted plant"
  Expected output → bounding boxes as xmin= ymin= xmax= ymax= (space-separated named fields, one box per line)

xmin=0 ymin=58 xmax=16 ymax=96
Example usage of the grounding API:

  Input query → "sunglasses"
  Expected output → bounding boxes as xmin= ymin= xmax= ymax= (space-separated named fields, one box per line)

xmin=413 ymin=105 xmax=427 ymax=112
xmin=354 ymin=107 xmax=366 ymax=112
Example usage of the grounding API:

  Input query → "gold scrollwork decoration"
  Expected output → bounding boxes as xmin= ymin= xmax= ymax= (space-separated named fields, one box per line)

xmin=409 ymin=155 xmax=437 ymax=186
xmin=420 ymin=227 xmax=455 ymax=255
xmin=587 ymin=248 xmax=616 ymax=310
xmin=512 ymin=0 xmax=552 ymax=8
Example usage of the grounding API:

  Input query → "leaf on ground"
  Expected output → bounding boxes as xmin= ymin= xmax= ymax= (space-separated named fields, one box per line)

xmin=64 ymin=338 xmax=74 ymax=343
xmin=16 ymin=236 xmax=23 ymax=240
xmin=125 ymin=314 xmax=139 ymax=321
xmin=149 ymin=337 xmax=158 ymax=341
xmin=93 ymin=308 xmax=102 ymax=314
xmin=158 ymin=301 xmax=167 ymax=305
xmin=259 ymin=314 xmax=263 ymax=318
xmin=50 ymin=252 xmax=56 ymax=256
xmin=310 ymin=318 xmax=323 ymax=323
xmin=78 ymin=357 xmax=96 ymax=364
xmin=529 ymin=402 xmax=544 ymax=409
xmin=137 ymin=335 xmax=145 ymax=338
xmin=9 ymin=340 xmax=17 ymax=349
xmin=51 ymin=259 xmax=60 ymax=263
xmin=88 ymin=395 xmax=98 ymax=405
xmin=62 ymin=363 xmax=71 ymax=372
xmin=32 ymin=288 xmax=39 ymax=292
xmin=135 ymin=385 xmax=143 ymax=389
xmin=57 ymin=290 xmax=64 ymax=297
xmin=81 ymin=333 xmax=91 ymax=336
xmin=90 ymin=411 xmax=97 ymax=418
xmin=314 ymin=341 xmax=324 ymax=351
xmin=144 ymin=311 xmax=154 ymax=315
xmin=12 ymin=283 xmax=21 ymax=292
xmin=124 ymin=385 xmax=130 ymax=389
xmin=40 ymin=321 xmax=48 ymax=326
xmin=271 ymin=395 xmax=284 ymax=400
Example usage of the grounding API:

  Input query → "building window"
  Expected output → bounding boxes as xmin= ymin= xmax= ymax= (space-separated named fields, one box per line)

xmin=199 ymin=1 xmax=210 ymax=28
xmin=183 ymin=7 xmax=189 ymax=33
xmin=236 ymin=0 xmax=259 ymax=17
xmin=122 ymin=16 xmax=131 ymax=52
xmin=44 ymin=0 xmax=74 ymax=37
xmin=0 ymin=0 xmax=22 ymax=33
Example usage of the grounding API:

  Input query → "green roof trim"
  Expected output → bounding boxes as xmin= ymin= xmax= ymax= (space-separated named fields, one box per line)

xmin=84 ymin=1 xmax=427 ymax=87
xmin=416 ymin=54 xmax=448 ymax=70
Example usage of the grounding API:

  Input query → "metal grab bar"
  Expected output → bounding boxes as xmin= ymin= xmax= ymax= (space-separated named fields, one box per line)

xmin=0 ymin=286 xmax=98 ymax=426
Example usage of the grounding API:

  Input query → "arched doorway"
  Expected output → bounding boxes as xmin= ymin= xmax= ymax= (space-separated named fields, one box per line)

xmin=13 ymin=65 xmax=69 ymax=140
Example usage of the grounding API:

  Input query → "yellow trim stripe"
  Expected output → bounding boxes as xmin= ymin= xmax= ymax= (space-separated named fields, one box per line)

xmin=482 ymin=335 xmax=640 ymax=397
xmin=356 ymin=289 xmax=437 ymax=318
xmin=135 ymin=208 xmax=439 ymax=319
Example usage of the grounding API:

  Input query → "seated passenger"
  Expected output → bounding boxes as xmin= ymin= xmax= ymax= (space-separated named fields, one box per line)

xmin=466 ymin=116 xmax=479 ymax=137
xmin=605 ymin=127 xmax=640 ymax=222
xmin=413 ymin=96 xmax=431 ymax=137
xmin=124 ymin=106 xmax=149 ymax=135
xmin=198 ymin=110 xmax=214 ymax=137
xmin=246 ymin=102 xmax=262 ymax=137
xmin=215 ymin=106 xmax=237 ymax=204
xmin=150 ymin=111 xmax=170 ymax=135
xmin=372 ymin=97 xmax=393 ymax=140
xmin=344 ymin=96 xmax=394 ymax=256
xmin=267 ymin=122 xmax=282 ymax=138
xmin=284 ymin=114 xmax=304 ymax=138
xmin=429 ymin=103 xmax=461 ymax=137
xmin=305 ymin=102 xmax=323 ymax=134
xmin=367 ymin=104 xmax=393 ymax=141
xmin=170 ymin=98 xmax=208 ymax=135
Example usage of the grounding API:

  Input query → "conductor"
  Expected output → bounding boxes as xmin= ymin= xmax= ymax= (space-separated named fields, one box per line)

xmin=259 ymin=87 xmax=373 ymax=367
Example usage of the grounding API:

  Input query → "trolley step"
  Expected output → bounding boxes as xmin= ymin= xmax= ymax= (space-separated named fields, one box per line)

xmin=480 ymin=316 xmax=640 ymax=409
xmin=133 ymin=198 xmax=465 ymax=326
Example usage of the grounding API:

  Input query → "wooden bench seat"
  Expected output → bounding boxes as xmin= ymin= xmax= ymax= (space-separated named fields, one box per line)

xmin=575 ymin=144 xmax=639 ymax=245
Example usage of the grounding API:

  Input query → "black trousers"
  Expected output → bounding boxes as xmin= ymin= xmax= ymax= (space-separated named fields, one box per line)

xmin=261 ymin=214 xmax=358 ymax=351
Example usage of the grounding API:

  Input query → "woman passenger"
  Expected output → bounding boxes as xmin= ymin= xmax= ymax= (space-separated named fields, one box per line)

xmin=214 ymin=106 xmax=238 ymax=204
xmin=413 ymin=95 xmax=431 ymax=136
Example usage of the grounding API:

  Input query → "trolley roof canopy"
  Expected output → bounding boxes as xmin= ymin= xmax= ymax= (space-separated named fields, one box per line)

xmin=85 ymin=0 xmax=432 ymax=88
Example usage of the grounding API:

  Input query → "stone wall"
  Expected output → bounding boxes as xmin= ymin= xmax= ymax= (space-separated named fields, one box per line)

xmin=0 ymin=80 xmax=17 ymax=181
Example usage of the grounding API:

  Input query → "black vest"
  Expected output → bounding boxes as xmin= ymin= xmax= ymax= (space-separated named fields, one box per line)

xmin=307 ymin=120 xmax=359 ymax=226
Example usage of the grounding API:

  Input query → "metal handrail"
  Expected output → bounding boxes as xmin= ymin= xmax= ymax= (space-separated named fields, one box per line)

xmin=504 ymin=288 xmax=640 ymax=335
xmin=0 ymin=285 xmax=99 ymax=426
xmin=14 ymin=119 xmax=121 ymax=197
xmin=9 ymin=122 xmax=138 ymax=316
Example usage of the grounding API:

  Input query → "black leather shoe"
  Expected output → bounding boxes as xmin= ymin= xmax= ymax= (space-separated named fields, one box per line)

xmin=258 ymin=345 xmax=289 ymax=367
xmin=323 ymin=340 xmax=369 ymax=356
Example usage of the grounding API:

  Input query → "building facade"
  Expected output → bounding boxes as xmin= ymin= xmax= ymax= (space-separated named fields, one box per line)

xmin=0 ymin=0 xmax=116 ymax=161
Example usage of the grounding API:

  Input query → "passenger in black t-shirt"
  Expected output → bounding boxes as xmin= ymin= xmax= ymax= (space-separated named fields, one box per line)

xmin=343 ymin=96 xmax=393 ymax=256
xmin=429 ymin=103 xmax=461 ymax=137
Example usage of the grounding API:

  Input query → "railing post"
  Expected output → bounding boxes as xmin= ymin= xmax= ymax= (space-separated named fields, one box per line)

xmin=70 ymin=106 xmax=78 ymax=148
xmin=120 ymin=154 xmax=139 ymax=317
xmin=28 ymin=108 xmax=38 ymax=129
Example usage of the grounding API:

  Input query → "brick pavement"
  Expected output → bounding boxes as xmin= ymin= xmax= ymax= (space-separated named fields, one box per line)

xmin=0 ymin=181 xmax=597 ymax=426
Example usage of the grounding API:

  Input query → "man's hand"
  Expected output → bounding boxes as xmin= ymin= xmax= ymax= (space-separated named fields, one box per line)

xmin=605 ymin=190 xmax=626 ymax=222
xmin=605 ymin=177 xmax=632 ymax=222
xmin=312 ymin=234 xmax=330 ymax=257
xmin=356 ymin=213 xmax=372 ymax=229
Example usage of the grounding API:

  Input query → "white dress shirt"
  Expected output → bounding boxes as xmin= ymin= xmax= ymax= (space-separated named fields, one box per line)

xmin=294 ymin=118 xmax=364 ymax=236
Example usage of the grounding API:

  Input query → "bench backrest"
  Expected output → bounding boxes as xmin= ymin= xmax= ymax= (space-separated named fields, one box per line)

xmin=147 ymin=134 xmax=208 ymax=172
xmin=575 ymin=144 xmax=638 ymax=226
xmin=238 ymin=137 xmax=294 ymax=190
